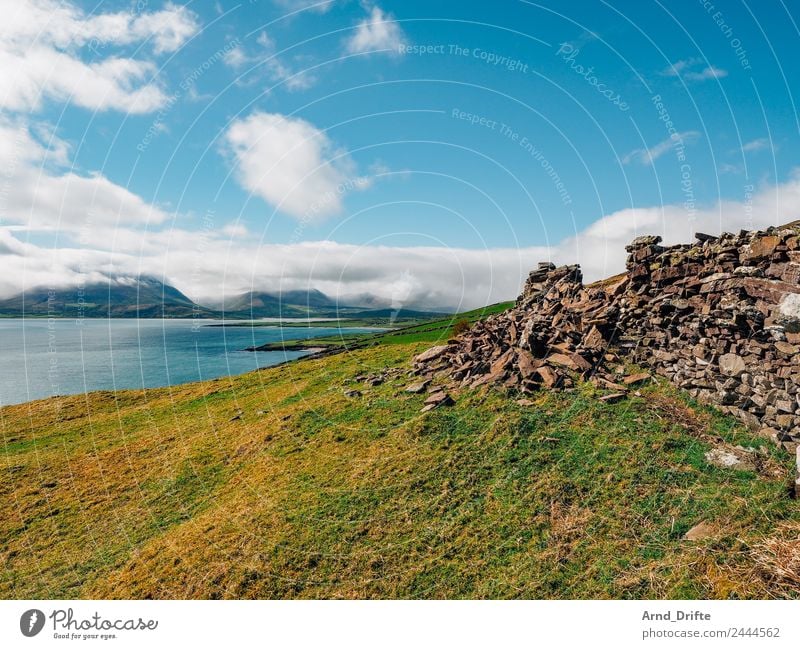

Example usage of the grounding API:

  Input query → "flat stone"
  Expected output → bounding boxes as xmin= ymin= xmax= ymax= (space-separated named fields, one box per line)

xmin=423 ymin=392 xmax=454 ymax=407
xmin=598 ymin=393 xmax=627 ymax=404
xmin=413 ymin=345 xmax=451 ymax=363
xmin=695 ymin=232 xmax=717 ymax=242
xmin=704 ymin=447 xmax=753 ymax=470
xmin=684 ymin=521 xmax=715 ymax=541
xmin=775 ymin=341 xmax=799 ymax=355
xmin=405 ymin=380 xmax=430 ymax=394
xmin=623 ymin=372 xmax=651 ymax=385
xmin=719 ymin=353 xmax=746 ymax=377
xmin=627 ymin=234 xmax=663 ymax=249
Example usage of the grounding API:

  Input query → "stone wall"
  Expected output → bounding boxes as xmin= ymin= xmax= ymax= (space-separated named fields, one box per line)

xmin=413 ymin=223 xmax=800 ymax=490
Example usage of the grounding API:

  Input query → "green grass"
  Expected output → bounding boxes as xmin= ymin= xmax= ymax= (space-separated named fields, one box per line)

xmin=0 ymin=302 xmax=798 ymax=599
xmin=251 ymin=302 xmax=515 ymax=352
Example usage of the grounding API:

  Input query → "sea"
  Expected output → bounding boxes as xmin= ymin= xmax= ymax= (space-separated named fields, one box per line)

xmin=0 ymin=318 xmax=379 ymax=406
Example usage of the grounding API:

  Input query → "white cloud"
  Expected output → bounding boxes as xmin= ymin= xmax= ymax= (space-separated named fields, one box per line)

xmin=685 ymin=66 xmax=727 ymax=81
xmin=0 ymin=0 xmax=198 ymax=113
xmin=0 ymin=118 xmax=169 ymax=231
xmin=663 ymin=59 xmax=727 ymax=82
xmin=623 ymin=131 xmax=699 ymax=165
xmin=719 ymin=162 xmax=742 ymax=175
xmin=346 ymin=6 xmax=406 ymax=55
xmin=742 ymin=137 xmax=770 ymax=152
xmin=224 ymin=32 xmax=316 ymax=91
xmin=221 ymin=222 xmax=249 ymax=238
xmin=6 ymin=170 xmax=800 ymax=310
xmin=223 ymin=46 xmax=250 ymax=70
xmin=222 ymin=112 xmax=370 ymax=219
xmin=552 ymin=170 xmax=800 ymax=282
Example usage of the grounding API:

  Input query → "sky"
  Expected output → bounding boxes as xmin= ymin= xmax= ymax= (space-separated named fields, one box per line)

xmin=1 ymin=0 xmax=800 ymax=311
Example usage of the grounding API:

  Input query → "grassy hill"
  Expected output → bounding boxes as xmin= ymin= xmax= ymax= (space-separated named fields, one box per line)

xmin=1 ymin=304 xmax=799 ymax=599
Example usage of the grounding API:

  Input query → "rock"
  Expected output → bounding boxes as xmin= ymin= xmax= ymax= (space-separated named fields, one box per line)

xmin=627 ymin=234 xmax=663 ymax=250
xmin=547 ymin=352 xmax=591 ymax=372
xmin=704 ymin=447 xmax=754 ymax=470
xmin=695 ymin=232 xmax=717 ymax=242
xmin=775 ymin=341 xmax=799 ymax=355
xmin=515 ymin=398 xmax=535 ymax=407
xmin=535 ymin=366 xmax=559 ymax=388
xmin=758 ymin=427 xmax=781 ymax=443
xmin=582 ymin=325 xmax=605 ymax=351
xmin=719 ymin=353 xmax=746 ymax=377
xmin=516 ymin=349 xmax=540 ymax=378
xmin=741 ymin=235 xmax=780 ymax=261
xmin=684 ymin=521 xmax=715 ymax=541
xmin=405 ymin=380 xmax=430 ymax=394
xmin=413 ymin=345 xmax=451 ymax=363
xmin=623 ymin=372 xmax=651 ymax=385
xmin=343 ymin=389 xmax=362 ymax=398
xmin=423 ymin=392 xmax=454 ymax=409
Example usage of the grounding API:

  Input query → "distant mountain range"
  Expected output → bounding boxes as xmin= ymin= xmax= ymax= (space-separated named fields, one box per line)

xmin=0 ymin=277 xmax=446 ymax=319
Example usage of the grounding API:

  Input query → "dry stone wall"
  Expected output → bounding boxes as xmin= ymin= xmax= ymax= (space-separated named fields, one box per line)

xmin=413 ymin=223 xmax=800 ymax=491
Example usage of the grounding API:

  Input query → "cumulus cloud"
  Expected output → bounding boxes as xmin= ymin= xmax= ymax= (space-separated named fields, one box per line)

xmin=623 ymin=131 xmax=699 ymax=165
xmin=0 ymin=118 xmax=169 ymax=231
xmin=663 ymin=59 xmax=728 ymax=82
xmin=345 ymin=5 xmax=406 ymax=55
xmin=222 ymin=112 xmax=370 ymax=219
xmin=0 ymin=0 xmax=198 ymax=113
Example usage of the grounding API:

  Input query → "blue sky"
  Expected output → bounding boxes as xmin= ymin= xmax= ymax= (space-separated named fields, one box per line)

xmin=2 ymin=0 xmax=799 ymax=309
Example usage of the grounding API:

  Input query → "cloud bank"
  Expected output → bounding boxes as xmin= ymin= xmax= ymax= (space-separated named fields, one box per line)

xmin=4 ymin=170 xmax=800 ymax=310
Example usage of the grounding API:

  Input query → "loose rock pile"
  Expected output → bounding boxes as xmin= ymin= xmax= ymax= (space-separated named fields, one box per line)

xmin=412 ymin=223 xmax=800 ymax=491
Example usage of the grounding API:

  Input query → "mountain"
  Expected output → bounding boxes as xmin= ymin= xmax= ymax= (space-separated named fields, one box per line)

xmin=220 ymin=289 xmax=449 ymax=319
xmin=220 ymin=289 xmax=337 ymax=318
xmin=0 ymin=280 xmax=449 ymax=320
xmin=0 ymin=276 xmax=216 ymax=318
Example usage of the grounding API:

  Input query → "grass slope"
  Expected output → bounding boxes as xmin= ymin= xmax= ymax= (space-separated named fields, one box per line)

xmin=1 ymin=305 xmax=799 ymax=599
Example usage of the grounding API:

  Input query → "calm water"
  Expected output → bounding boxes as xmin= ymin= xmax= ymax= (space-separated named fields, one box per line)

xmin=0 ymin=319 xmax=378 ymax=406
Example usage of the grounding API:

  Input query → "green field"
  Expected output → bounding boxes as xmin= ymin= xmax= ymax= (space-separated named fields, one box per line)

xmin=1 ymin=303 xmax=799 ymax=599
xmin=246 ymin=302 xmax=515 ymax=351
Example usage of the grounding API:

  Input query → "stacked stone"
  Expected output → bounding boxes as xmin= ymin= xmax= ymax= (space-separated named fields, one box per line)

xmin=412 ymin=222 xmax=800 ymax=474
xmin=412 ymin=263 xmax=627 ymax=393
xmin=620 ymin=225 xmax=800 ymax=454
